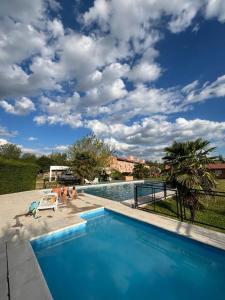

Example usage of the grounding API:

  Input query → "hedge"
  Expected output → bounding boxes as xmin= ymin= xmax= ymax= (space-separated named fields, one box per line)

xmin=0 ymin=158 xmax=39 ymax=195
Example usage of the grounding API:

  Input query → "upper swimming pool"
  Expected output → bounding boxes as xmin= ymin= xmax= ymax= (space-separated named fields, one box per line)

xmin=32 ymin=208 xmax=225 ymax=300
xmin=80 ymin=181 xmax=163 ymax=201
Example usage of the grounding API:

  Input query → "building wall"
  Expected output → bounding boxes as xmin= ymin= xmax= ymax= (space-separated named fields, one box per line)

xmin=110 ymin=157 xmax=135 ymax=173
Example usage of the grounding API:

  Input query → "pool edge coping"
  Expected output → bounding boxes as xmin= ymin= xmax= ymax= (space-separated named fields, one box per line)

xmin=82 ymin=192 xmax=225 ymax=251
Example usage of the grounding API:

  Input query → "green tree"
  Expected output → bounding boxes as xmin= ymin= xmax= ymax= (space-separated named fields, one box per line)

xmin=146 ymin=160 xmax=163 ymax=170
xmin=0 ymin=143 xmax=22 ymax=160
xmin=149 ymin=166 xmax=161 ymax=177
xmin=21 ymin=153 xmax=37 ymax=163
xmin=37 ymin=155 xmax=54 ymax=172
xmin=67 ymin=135 xmax=112 ymax=184
xmin=133 ymin=163 xmax=149 ymax=179
xmin=111 ymin=169 xmax=123 ymax=180
xmin=49 ymin=152 xmax=68 ymax=165
xmin=218 ymin=154 xmax=225 ymax=163
xmin=163 ymin=138 xmax=217 ymax=222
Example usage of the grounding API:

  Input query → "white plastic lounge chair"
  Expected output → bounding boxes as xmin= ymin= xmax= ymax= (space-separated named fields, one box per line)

xmin=92 ymin=178 xmax=99 ymax=184
xmin=84 ymin=179 xmax=91 ymax=184
xmin=37 ymin=192 xmax=58 ymax=212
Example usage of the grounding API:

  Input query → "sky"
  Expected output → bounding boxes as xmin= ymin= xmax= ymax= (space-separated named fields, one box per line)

xmin=0 ymin=0 xmax=225 ymax=160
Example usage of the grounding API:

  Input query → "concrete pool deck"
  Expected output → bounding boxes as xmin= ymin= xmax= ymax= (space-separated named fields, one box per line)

xmin=0 ymin=189 xmax=225 ymax=300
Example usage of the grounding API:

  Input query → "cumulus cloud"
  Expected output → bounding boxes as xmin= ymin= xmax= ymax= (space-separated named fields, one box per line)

xmin=86 ymin=117 xmax=225 ymax=160
xmin=0 ymin=138 xmax=9 ymax=146
xmin=0 ymin=0 xmax=44 ymax=24
xmin=34 ymin=94 xmax=83 ymax=128
xmin=128 ymin=62 xmax=161 ymax=82
xmin=205 ymin=0 xmax=225 ymax=22
xmin=83 ymin=0 xmax=225 ymax=36
xmin=1 ymin=0 xmax=225 ymax=160
xmin=0 ymin=97 xmax=35 ymax=115
xmin=97 ymin=84 xmax=183 ymax=121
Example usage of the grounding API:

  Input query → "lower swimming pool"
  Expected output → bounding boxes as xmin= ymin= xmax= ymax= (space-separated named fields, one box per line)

xmin=32 ymin=209 xmax=225 ymax=300
xmin=81 ymin=181 xmax=163 ymax=201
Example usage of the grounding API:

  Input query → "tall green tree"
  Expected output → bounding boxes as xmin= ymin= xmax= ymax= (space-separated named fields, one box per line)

xmin=21 ymin=153 xmax=37 ymax=163
xmin=49 ymin=152 xmax=68 ymax=165
xmin=0 ymin=143 xmax=22 ymax=160
xmin=163 ymin=138 xmax=217 ymax=222
xmin=67 ymin=135 xmax=112 ymax=184
xmin=133 ymin=163 xmax=149 ymax=179
xmin=37 ymin=155 xmax=54 ymax=172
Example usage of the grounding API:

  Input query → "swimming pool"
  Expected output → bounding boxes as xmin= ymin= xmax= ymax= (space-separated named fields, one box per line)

xmin=80 ymin=181 xmax=163 ymax=201
xmin=32 ymin=209 xmax=225 ymax=300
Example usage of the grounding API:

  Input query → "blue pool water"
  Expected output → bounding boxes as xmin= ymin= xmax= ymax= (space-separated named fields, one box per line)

xmin=81 ymin=181 xmax=163 ymax=201
xmin=32 ymin=209 xmax=225 ymax=300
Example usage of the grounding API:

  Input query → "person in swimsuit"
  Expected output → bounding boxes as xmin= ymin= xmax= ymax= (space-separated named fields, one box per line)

xmin=69 ymin=186 xmax=78 ymax=199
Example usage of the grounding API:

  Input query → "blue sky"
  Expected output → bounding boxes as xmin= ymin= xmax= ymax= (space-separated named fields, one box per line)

xmin=0 ymin=0 xmax=225 ymax=160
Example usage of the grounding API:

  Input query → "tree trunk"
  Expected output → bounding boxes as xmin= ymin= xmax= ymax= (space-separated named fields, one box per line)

xmin=189 ymin=205 xmax=195 ymax=223
xmin=189 ymin=196 xmax=198 ymax=223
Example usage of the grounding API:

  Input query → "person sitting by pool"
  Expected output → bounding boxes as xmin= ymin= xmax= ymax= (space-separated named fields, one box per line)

xmin=69 ymin=186 xmax=78 ymax=199
xmin=52 ymin=185 xmax=62 ymax=202
xmin=61 ymin=185 xmax=69 ymax=204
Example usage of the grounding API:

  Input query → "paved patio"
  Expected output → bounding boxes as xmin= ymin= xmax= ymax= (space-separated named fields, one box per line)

xmin=0 ymin=190 xmax=100 ymax=243
xmin=0 ymin=189 xmax=225 ymax=300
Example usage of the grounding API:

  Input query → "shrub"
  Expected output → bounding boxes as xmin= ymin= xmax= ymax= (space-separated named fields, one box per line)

xmin=111 ymin=169 xmax=123 ymax=180
xmin=0 ymin=158 xmax=39 ymax=194
xmin=133 ymin=163 xmax=150 ymax=179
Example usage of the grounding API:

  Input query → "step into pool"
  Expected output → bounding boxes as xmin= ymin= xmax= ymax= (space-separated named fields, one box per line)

xmin=32 ymin=209 xmax=225 ymax=300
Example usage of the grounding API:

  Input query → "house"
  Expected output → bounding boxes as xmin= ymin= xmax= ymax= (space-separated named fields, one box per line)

xmin=208 ymin=163 xmax=225 ymax=179
xmin=110 ymin=156 xmax=146 ymax=173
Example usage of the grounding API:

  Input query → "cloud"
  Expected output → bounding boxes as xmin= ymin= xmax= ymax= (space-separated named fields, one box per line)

xmin=83 ymin=0 xmax=225 ymax=37
xmin=18 ymin=145 xmax=48 ymax=155
xmin=185 ymin=75 xmax=225 ymax=103
xmin=0 ymin=138 xmax=9 ymax=146
xmin=0 ymin=18 xmax=46 ymax=66
xmin=86 ymin=117 xmax=225 ymax=160
xmin=27 ymin=136 xmax=38 ymax=141
xmin=0 ymin=125 xmax=18 ymax=137
xmin=96 ymin=84 xmax=183 ymax=121
xmin=0 ymin=97 xmax=35 ymax=115
xmin=34 ymin=94 xmax=83 ymax=128
xmin=205 ymin=0 xmax=225 ymax=23
xmin=0 ymin=0 xmax=44 ymax=24
xmin=1 ymin=0 xmax=225 ymax=160
xmin=128 ymin=62 xmax=161 ymax=82
xmin=54 ymin=145 xmax=69 ymax=151
xmin=81 ymin=63 xmax=129 ymax=107
xmin=47 ymin=19 xmax=64 ymax=38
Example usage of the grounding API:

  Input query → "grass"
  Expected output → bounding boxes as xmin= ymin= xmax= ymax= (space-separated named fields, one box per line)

xmin=215 ymin=179 xmax=225 ymax=192
xmin=144 ymin=179 xmax=225 ymax=233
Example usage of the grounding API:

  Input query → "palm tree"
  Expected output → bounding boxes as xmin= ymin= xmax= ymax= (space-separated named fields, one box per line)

xmin=163 ymin=139 xmax=217 ymax=222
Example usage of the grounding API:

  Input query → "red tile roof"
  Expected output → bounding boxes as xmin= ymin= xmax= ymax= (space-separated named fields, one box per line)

xmin=117 ymin=157 xmax=138 ymax=163
xmin=208 ymin=163 xmax=225 ymax=170
xmin=117 ymin=157 xmax=145 ymax=164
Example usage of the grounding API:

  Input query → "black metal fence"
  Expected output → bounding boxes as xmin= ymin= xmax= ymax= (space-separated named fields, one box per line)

xmin=134 ymin=183 xmax=225 ymax=231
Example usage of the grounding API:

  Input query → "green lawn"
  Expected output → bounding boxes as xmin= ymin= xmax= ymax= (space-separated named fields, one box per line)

xmin=145 ymin=179 xmax=225 ymax=233
xmin=215 ymin=179 xmax=225 ymax=192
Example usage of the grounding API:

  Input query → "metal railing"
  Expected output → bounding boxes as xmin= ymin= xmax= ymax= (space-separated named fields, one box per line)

xmin=134 ymin=183 xmax=225 ymax=231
